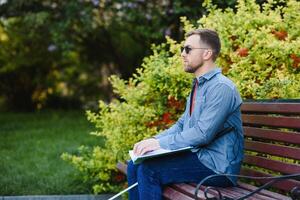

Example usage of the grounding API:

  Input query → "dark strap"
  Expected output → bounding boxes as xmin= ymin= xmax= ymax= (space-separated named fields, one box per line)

xmin=215 ymin=126 xmax=235 ymax=139
xmin=200 ymin=126 xmax=235 ymax=148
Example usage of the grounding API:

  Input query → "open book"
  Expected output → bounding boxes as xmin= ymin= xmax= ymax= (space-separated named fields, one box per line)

xmin=129 ymin=146 xmax=193 ymax=164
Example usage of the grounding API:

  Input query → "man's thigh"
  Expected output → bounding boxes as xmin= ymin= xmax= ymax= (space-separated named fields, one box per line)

xmin=139 ymin=151 xmax=215 ymax=185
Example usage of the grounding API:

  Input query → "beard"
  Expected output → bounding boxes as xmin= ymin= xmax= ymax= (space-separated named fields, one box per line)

xmin=184 ymin=62 xmax=202 ymax=73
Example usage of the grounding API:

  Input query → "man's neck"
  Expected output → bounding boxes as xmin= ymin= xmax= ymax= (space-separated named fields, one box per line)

xmin=194 ymin=61 xmax=216 ymax=77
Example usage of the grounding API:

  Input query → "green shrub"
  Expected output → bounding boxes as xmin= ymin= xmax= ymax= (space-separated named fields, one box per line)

xmin=62 ymin=0 xmax=300 ymax=193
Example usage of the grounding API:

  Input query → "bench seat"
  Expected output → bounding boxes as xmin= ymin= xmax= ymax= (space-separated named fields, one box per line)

xmin=116 ymin=162 xmax=291 ymax=200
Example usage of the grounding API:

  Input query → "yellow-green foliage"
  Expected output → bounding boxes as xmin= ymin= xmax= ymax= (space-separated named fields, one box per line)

xmin=62 ymin=0 xmax=300 ymax=193
xmin=198 ymin=0 xmax=300 ymax=98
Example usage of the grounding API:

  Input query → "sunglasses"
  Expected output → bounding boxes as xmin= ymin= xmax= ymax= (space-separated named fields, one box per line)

xmin=181 ymin=46 xmax=209 ymax=54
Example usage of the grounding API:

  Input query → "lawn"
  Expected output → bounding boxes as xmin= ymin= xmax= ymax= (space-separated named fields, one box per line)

xmin=0 ymin=110 xmax=103 ymax=195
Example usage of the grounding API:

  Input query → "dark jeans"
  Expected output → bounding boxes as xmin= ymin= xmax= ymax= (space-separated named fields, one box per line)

xmin=127 ymin=151 xmax=233 ymax=200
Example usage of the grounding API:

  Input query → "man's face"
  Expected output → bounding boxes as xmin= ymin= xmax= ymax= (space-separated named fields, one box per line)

xmin=181 ymin=34 xmax=210 ymax=74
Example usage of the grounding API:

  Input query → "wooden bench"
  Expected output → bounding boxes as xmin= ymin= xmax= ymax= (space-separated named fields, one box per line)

xmin=117 ymin=100 xmax=300 ymax=199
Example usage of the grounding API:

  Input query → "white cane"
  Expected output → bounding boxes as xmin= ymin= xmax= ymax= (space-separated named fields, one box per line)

xmin=108 ymin=182 xmax=138 ymax=200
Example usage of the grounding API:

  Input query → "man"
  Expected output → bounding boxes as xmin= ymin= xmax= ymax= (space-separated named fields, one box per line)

xmin=127 ymin=29 xmax=244 ymax=200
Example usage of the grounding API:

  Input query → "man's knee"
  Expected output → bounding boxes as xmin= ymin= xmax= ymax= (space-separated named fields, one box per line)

xmin=127 ymin=160 xmax=137 ymax=178
xmin=137 ymin=161 xmax=160 ymax=182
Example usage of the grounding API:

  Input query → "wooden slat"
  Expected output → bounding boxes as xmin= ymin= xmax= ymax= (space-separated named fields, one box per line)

xmin=171 ymin=183 xmax=208 ymax=200
xmin=205 ymin=186 xmax=273 ymax=200
xmin=242 ymin=114 xmax=300 ymax=129
xmin=241 ymin=167 xmax=300 ymax=192
xmin=241 ymin=102 xmax=300 ymax=114
xmin=208 ymin=187 xmax=255 ymax=200
xmin=188 ymin=183 xmax=252 ymax=200
xmin=243 ymin=127 xmax=300 ymax=145
xmin=237 ymin=182 xmax=290 ymax=200
xmin=245 ymin=140 xmax=300 ymax=160
xmin=175 ymin=182 xmax=265 ymax=200
xmin=189 ymin=183 xmax=275 ymax=200
xmin=179 ymin=183 xmax=249 ymax=200
xmin=221 ymin=186 xmax=276 ymax=200
xmin=182 ymin=181 xmax=290 ymax=200
xmin=244 ymin=154 xmax=300 ymax=175
xmin=163 ymin=187 xmax=195 ymax=200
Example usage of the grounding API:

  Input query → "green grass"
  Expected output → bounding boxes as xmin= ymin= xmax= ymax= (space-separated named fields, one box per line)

xmin=0 ymin=110 xmax=104 ymax=195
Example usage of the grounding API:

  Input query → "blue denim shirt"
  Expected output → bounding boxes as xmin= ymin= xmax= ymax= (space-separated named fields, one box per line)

xmin=155 ymin=68 xmax=244 ymax=185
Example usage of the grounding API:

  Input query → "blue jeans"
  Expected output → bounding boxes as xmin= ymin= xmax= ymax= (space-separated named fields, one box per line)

xmin=127 ymin=151 xmax=233 ymax=200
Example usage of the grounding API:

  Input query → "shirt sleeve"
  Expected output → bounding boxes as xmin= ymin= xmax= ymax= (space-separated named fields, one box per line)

xmin=158 ymin=83 xmax=236 ymax=150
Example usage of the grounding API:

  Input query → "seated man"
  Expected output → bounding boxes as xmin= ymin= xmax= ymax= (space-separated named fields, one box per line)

xmin=127 ymin=28 xmax=244 ymax=200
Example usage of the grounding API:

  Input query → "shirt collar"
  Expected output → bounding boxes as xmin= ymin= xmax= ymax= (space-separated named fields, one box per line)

xmin=196 ymin=67 xmax=221 ymax=84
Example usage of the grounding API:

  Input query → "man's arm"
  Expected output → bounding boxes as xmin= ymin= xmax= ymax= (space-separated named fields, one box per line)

xmin=158 ymin=83 xmax=239 ymax=150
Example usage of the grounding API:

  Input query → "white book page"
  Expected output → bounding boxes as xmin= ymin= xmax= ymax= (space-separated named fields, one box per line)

xmin=129 ymin=148 xmax=171 ymax=161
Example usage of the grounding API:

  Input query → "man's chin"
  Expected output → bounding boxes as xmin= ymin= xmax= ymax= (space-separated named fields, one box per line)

xmin=184 ymin=66 xmax=196 ymax=73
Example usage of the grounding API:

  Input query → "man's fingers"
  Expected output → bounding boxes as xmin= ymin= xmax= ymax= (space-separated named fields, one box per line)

xmin=140 ymin=146 xmax=152 ymax=156
xmin=137 ymin=145 xmax=148 ymax=156
xmin=133 ymin=141 xmax=142 ymax=154
xmin=134 ymin=143 xmax=143 ymax=156
xmin=133 ymin=138 xmax=159 ymax=156
xmin=133 ymin=143 xmax=139 ymax=153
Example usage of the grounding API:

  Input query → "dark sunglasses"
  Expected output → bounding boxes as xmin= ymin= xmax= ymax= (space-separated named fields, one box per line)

xmin=181 ymin=46 xmax=209 ymax=54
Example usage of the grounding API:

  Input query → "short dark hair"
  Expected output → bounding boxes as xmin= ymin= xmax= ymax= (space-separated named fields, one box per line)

xmin=186 ymin=29 xmax=221 ymax=61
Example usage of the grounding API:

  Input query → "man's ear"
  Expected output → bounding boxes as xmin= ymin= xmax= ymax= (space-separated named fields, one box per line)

xmin=203 ymin=50 xmax=213 ymax=60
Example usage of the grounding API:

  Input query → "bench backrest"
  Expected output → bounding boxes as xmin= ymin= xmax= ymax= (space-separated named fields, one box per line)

xmin=241 ymin=101 xmax=300 ymax=192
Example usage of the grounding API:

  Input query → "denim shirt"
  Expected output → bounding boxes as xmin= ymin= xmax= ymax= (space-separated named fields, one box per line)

xmin=155 ymin=68 xmax=244 ymax=185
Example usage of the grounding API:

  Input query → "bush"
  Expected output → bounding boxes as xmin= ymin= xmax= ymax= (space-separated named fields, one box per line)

xmin=62 ymin=0 xmax=300 ymax=193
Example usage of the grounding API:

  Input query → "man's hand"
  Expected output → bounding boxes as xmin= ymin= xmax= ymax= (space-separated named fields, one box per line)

xmin=133 ymin=138 xmax=160 ymax=156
